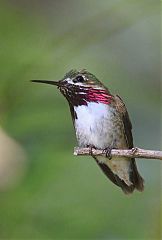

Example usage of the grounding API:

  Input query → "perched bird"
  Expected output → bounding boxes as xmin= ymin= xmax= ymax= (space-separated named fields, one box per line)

xmin=32 ymin=69 xmax=144 ymax=194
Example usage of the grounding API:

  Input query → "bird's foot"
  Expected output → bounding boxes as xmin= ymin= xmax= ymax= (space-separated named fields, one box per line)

xmin=104 ymin=146 xmax=113 ymax=160
xmin=87 ymin=145 xmax=96 ymax=156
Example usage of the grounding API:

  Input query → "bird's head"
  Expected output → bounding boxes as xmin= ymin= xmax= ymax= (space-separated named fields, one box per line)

xmin=32 ymin=69 xmax=112 ymax=106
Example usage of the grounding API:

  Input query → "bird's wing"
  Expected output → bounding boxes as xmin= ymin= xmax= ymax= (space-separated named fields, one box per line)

xmin=114 ymin=95 xmax=133 ymax=148
xmin=114 ymin=95 xmax=144 ymax=192
xmin=95 ymin=95 xmax=144 ymax=194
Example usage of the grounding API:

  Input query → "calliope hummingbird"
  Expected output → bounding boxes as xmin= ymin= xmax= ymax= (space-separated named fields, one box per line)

xmin=32 ymin=69 xmax=144 ymax=194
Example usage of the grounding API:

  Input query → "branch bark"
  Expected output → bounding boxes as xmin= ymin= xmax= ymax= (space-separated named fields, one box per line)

xmin=74 ymin=147 xmax=162 ymax=160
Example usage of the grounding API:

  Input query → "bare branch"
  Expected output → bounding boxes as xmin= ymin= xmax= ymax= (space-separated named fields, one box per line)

xmin=74 ymin=147 xmax=162 ymax=160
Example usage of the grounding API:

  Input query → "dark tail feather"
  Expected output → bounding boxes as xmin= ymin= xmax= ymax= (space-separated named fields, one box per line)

xmin=94 ymin=157 xmax=144 ymax=194
xmin=130 ymin=159 xmax=144 ymax=192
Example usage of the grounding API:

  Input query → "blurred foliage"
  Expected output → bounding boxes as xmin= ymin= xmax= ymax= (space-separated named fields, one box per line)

xmin=0 ymin=0 xmax=161 ymax=239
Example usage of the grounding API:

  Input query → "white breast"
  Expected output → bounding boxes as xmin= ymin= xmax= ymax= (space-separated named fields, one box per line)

xmin=74 ymin=102 xmax=118 ymax=148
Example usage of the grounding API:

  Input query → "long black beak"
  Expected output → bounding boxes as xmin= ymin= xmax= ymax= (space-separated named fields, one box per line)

xmin=31 ymin=80 xmax=60 ymax=86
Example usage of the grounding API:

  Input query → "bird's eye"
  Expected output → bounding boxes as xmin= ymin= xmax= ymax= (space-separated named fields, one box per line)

xmin=73 ymin=75 xmax=84 ymax=83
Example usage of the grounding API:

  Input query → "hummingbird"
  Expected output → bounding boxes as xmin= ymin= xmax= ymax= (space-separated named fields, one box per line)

xmin=32 ymin=69 xmax=144 ymax=194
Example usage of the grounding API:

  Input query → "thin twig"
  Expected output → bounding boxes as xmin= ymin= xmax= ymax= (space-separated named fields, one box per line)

xmin=74 ymin=147 xmax=162 ymax=160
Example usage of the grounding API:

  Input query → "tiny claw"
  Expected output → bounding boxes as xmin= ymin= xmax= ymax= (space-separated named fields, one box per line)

xmin=104 ymin=147 xmax=113 ymax=160
xmin=89 ymin=146 xmax=93 ymax=156
xmin=132 ymin=147 xmax=138 ymax=154
xmin=87 ymin=145 xmax=96 ymax=156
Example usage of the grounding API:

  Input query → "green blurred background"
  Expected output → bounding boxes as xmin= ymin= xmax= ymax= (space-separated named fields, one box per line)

xmin=0 ymin=0 xmax=161 ymax=239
